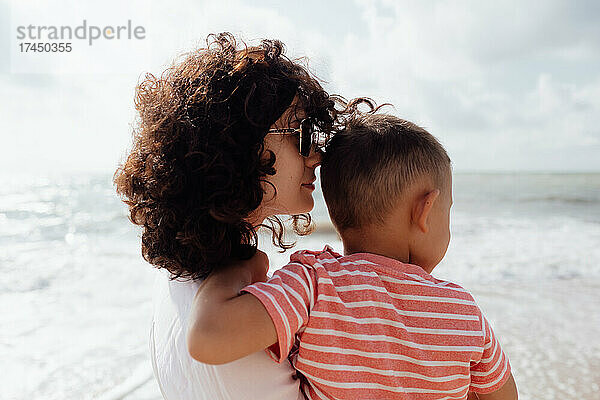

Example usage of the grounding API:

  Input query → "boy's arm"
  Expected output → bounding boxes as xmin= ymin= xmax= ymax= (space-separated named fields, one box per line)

xmin=474 ymin=373 xmax=518 ymax=400
xmin=186 ymin=251 xmax=278 ymax=365
xmin=469 ymin=309 xmax=517 ymax=399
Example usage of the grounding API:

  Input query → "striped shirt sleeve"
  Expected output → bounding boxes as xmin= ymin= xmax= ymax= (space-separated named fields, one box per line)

xmin=470 ymin=313 xmax=512 ymax=394
xmin=241 ymin=262 xmax=317 ymax=363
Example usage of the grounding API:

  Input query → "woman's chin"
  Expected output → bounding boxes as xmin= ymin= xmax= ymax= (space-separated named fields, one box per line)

xmin=294 ymin=195 xmax=315 ymax=214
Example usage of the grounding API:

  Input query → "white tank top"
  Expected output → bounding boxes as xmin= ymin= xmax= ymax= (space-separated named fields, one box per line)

xmin=150 ymin=270 xmax=303 ymax=400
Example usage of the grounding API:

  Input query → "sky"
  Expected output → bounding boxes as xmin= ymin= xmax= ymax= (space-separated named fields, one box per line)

xmin=1 ymin=0 xmax=600 ymax=174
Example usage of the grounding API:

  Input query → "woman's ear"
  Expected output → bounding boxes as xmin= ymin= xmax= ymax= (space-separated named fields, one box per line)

xmin=411 ymin=189 xmax=440 ymax=233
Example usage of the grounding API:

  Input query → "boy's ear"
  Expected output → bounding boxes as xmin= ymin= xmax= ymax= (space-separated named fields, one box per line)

xmin=411 ymin=189 xmax=440 ymax=233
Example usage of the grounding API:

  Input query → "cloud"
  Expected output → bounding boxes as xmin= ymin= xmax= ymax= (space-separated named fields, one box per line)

xmin=1 ymin=0 xmax=599 ymax=173
xmin=321 ymin=0 xmax=600 ymax=171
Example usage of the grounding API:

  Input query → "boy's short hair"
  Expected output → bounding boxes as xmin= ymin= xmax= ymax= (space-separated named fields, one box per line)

xmin=321 ymin=113 xmax=451 ymax=231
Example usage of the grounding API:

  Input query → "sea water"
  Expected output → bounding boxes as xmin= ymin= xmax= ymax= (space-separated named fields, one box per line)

xmin=1 ymin=172 xmax=599 ymax=400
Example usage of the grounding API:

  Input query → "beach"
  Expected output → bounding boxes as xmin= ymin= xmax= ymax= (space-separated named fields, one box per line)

xmin=2 ymin=172 xmax=599 ymax=400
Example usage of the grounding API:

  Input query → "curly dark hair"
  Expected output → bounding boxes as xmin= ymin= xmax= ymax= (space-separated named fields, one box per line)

xmin=114 ymin=33 xmax=348 ymax=281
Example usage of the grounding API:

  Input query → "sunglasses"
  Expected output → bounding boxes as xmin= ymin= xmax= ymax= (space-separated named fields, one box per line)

xmin=267 ymin=118 xmax=327 ymax=157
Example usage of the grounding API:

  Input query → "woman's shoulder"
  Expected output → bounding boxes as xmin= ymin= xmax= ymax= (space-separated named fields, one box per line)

xmin=152 ymin=270 xmax=210 ymax=334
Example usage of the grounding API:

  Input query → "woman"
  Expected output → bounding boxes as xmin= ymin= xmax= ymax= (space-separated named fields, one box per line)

xmin=114 ymin=33 xmax=349 ymax=400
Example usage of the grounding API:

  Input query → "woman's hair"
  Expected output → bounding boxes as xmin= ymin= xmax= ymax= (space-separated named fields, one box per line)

xmin=114 ymin=32 xmax=349 ymax=281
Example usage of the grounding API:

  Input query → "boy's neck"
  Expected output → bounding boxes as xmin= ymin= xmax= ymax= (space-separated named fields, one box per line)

xmin=340 ymin=229 xmax=435 ymax=275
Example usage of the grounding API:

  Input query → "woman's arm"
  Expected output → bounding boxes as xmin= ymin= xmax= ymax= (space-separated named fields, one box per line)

xmin=187 ymin=251 xmax=278 ymax=364
xmin=474 ymin=374 xmax=518 ymax=400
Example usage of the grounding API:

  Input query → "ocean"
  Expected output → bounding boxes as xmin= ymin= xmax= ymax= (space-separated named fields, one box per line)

xmin=2 ymin=172 xmax=599 ymax=400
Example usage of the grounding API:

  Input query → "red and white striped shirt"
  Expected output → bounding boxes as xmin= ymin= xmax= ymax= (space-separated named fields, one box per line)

xmin=242 ymin=246 xmax=511 ymax=400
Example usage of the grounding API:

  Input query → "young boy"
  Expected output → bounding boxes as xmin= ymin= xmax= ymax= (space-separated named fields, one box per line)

xmin=187 ymin=114 xmax=518 ymax=400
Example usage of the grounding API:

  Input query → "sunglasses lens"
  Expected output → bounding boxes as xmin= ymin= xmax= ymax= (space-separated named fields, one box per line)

xmin=300 ymin=120 xmax=313 ymax=157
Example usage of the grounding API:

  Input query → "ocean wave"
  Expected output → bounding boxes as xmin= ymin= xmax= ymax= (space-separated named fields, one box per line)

xmin=518 ymin=195 xmax=599 ymax=204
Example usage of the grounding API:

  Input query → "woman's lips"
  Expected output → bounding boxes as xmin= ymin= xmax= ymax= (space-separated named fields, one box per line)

xmin=301 ymin=183 xmax=315 ymax=190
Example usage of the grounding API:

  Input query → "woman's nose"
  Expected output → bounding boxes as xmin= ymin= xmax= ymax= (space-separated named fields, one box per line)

xmin=305 ymin=146 xmax=322 ymax=168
